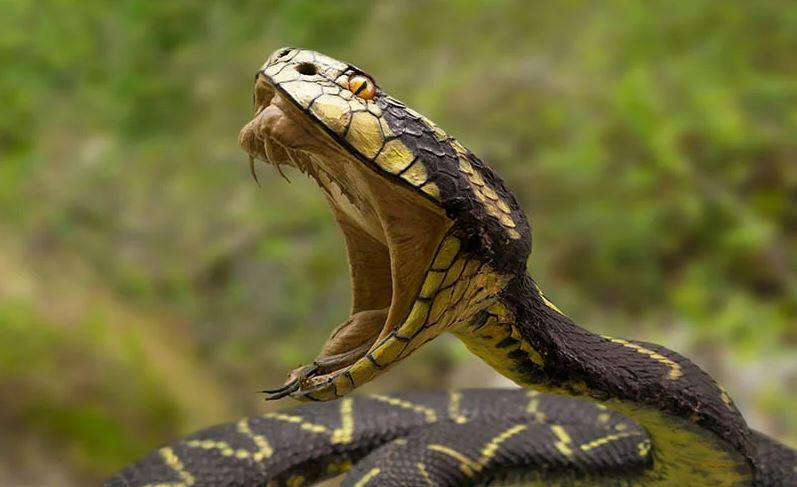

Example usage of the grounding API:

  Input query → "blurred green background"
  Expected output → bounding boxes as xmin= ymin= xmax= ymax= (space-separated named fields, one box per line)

xmin=1 ymin=1 xmax=795 ymax=484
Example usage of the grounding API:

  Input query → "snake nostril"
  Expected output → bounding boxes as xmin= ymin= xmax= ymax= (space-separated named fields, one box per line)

xmin=295 ymin=62 xmax=318 ymax=76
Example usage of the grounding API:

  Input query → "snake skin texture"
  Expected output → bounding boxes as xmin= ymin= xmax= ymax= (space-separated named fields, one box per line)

xmin=109 ymin=390 xmax=654 ymax=486
xmin=108 ymin=48 xmax=796 ymax=486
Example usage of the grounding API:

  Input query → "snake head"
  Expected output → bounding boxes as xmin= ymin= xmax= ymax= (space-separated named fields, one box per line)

xmin=239 ymin=48 xmax=531 ymax=402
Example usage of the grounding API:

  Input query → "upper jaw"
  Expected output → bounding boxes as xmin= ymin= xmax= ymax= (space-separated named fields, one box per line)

xmin=240 ymin=75 xmax=328 ymax=168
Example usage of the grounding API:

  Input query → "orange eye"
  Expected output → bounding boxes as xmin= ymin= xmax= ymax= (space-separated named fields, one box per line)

xmin=349 ymin=75 xmax=376 ymax=100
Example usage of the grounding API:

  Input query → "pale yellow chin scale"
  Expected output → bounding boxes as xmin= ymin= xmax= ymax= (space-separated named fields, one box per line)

xmin=297 ymin=234 xmax=509 ymax=401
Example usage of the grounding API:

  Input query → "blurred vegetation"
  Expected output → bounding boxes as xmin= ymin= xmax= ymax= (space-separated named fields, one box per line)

xmin=0 ymin=1 xmax=795 ymax=484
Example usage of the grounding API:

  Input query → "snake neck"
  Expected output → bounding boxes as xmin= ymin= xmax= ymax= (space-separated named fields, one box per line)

xmin=453 ymin=272 xmax=757 ymax=484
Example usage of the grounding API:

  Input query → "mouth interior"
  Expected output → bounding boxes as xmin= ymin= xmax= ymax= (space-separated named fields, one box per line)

xmin=239 ymin=75 xmax=452 ymax=381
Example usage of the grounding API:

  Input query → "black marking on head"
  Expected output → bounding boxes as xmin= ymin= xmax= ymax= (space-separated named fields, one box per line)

xmin=496 ymin=337 xmax=519 ymax=349
xmin=507 ymin=349 xmax=528 ymax=361
xmin=377 ymin=99 xmax=532 ymax=275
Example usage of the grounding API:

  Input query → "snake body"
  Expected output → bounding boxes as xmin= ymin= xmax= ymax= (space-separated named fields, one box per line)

xmin=108 ymin=48 xmax=796 ymax=486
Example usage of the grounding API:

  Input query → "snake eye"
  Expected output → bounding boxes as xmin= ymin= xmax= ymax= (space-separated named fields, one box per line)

xmin=349 ymin=75 xmax=376 ymax=100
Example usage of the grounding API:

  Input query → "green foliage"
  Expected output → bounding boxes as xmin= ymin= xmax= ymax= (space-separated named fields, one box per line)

xmin=0 ymin=1 xmax=794 ymax=483
xmin=0 ymin=300 xmax=182 ymax=480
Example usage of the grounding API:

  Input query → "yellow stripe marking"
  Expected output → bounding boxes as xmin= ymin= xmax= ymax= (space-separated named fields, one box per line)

xmin=184 ymin=438 xmax=267 ymax=460
xmin=447 ymin=391 xmax=467 ymax=424
xmin=263 ymin=412 xmax=328 ymax=434
xmin=534 ymin=283 xmax=565 ymax=315
xmin=236 ymin=418 xmax=273 ymax=461
xmin=416 ymin=462 xmax=435 ymax=486
xmin=718 ymin=385 xmax=735 ymax=411
xmin=331 ymin=398 xmax=355 ymax=444
xmin=370 ymin=394 xmax=438 ymax=422
xmin=301 ymin=423 xmax=328 ymax=433
xmin=352 ymin=467 xmax=381 ymax=487
xmin=427 ymin=444 xmax=478 ymax=476
xmin=427 ymin=425 xmax=528 ymax=477
xmin=537 ymin=292 xmax=559 ymax=309
xmin=638 ymin=439 xmax=653 ymax=458
xmin=551 ymin=425 xmax=574 ymax=456
xmin=603 ymin=336 xmax=683 ymax=380
xmin=525 ymin=391 xmax=546 ymax=423
xmin=158 ymin=447 xmax=195 ymax=486
xmin=579 ymin=432 xmax=639 ymax=452
xmin=478 ymin=424 xmax=527 ymax=464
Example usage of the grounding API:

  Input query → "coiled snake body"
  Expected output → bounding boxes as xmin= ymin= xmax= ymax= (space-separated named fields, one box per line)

xmin=109 ymin=48 xmax=796 ymax=486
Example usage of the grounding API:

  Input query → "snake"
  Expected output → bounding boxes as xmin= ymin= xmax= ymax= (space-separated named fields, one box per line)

xmin=107 ymin=48 xmax=797 ymax=486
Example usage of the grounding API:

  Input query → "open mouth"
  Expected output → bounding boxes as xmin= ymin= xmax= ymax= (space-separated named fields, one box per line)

xmin=238 ymin=73 xmax=453 ymax=398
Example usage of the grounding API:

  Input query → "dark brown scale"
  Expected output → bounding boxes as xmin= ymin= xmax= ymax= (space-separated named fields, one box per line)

xmin=376 ymin=97 xmax=531 ymax=275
